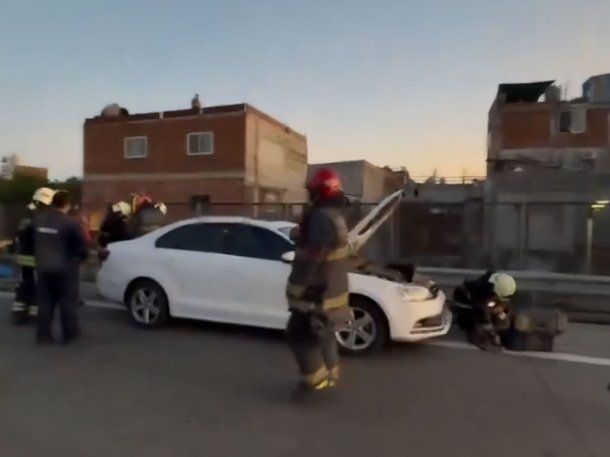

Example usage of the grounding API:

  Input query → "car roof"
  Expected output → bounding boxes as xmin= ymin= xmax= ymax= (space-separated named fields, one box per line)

xmin=154 ymin=186 xmax=409 ymax=251
xmin=165 ymin=216 xmax=295 ymax=231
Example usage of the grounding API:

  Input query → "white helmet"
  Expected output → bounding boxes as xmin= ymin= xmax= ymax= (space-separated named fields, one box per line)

xmin=28 ymin=187 xmax=55 ymax=210
xmin=111 ymin=201 xmax=131 ymax=217
xmin=155 ymin=202 xmax=167 ymax=215
xmin=489 ymin=272 xmax=517 ymax=299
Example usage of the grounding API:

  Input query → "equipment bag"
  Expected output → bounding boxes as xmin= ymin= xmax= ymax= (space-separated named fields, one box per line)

xmin=503 ymin=308 xmax=568 ymax=352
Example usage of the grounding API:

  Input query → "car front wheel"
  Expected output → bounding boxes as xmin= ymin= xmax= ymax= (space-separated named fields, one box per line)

xmin=335 ymin=297 xmax=389 ymax=355
xmin=125 ymin=280 xmax=169 ymax=329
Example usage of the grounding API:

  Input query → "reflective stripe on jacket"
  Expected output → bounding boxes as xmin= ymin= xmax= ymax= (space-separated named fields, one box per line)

xmin=16 ymin=255 xmax=35 ymax=267
xmin=286 ymin=205 xmax=350 ymax=314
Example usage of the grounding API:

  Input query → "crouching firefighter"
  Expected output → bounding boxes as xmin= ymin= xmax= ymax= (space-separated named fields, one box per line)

xmin=285 ymin=168 xmax=354 ymax=394
xmin=98 ymin=201 xmax=132 ymax=248
xmin=452 ymin=271 xmax=516 ymax=350
xmin=11 ymin=187 xmax=55 ymax=324
xmin=130 ymin=194 xmax=168 ymax=237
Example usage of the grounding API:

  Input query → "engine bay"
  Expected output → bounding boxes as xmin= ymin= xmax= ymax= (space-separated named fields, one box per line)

xmin=349 ymin=256 xmax=440 ymax=296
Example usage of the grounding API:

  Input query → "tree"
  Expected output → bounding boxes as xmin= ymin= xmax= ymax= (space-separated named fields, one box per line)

xmin=0 ymin=175 xmax=47 ymax=203
xmin=50 ymin=177 xmax=82 ymax=204
xmin=0 ymin=175 xmax=82 ymax=204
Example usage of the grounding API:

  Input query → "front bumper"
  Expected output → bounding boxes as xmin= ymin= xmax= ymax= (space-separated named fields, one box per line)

xmin=389 ymin=291 xmax=453 ymax=342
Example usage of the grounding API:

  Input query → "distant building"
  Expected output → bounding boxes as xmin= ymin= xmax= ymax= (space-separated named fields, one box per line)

xmin=485 ymin=74 xmax=610 ymax=271
xmin=487 ymin=75 xmax=610 ymax=176
xmin=83 ymin=103 xmax=308 ymax=225
xmin=1 ymin=155 xmax=47 ymax=180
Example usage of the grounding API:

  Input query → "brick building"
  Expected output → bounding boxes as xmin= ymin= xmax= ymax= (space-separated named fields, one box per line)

xmin=487 ymin=75 xmax=610 ymax=175
xmin=484 ymin=74 xmax=610 ymax=272
xmin=83 ymin=103 xmax=308 ymax=226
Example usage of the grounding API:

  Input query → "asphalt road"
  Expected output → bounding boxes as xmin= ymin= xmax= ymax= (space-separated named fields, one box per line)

xmin=1 ymin=295 xmax=609 ymax=457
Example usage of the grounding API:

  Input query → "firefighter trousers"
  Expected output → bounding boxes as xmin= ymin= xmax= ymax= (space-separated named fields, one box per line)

xmin=37 ymin=271 xmax=80 ymax=341
xmin=12 ymin=266 xmax=36 ymax=320
xmin=287 ymin=311 xmax=340 ymax=386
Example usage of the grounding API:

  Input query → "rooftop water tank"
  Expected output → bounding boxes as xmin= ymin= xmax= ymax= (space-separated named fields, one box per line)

xmin=583 ymin=74 xmax=610 ymax=103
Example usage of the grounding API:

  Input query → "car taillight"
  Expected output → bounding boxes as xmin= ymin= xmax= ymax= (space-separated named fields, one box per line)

xmin=98 ymin=249 xmax=110 ymax=262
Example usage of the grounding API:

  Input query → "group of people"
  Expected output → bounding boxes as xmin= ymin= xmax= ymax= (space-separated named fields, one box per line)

xmin=8 ymin=172 xmax=516 ymax=395
xmin=10 ymin=188 xmax=167 ymax=344
xmin=98 ymin=194 xmax=167 ymax=248
xmin=11 ymin=187 xmax=89 ymax=343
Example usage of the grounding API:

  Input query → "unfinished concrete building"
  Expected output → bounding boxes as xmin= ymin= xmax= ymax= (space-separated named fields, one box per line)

xmin=485 ymin=74 xmax=610 ymax=272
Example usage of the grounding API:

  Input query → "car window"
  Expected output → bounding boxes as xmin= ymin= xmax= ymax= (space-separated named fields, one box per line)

xmin=155 ymin=223 xmax=235 ymax=253
xmin=228 ymin=225 xmax=293 ymax=261
xmin=278 ymin=225 xmax=296 ymax=239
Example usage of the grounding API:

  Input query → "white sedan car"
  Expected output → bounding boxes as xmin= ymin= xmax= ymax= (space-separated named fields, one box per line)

xmin=97 ymin=191 xmax=451 ymax=354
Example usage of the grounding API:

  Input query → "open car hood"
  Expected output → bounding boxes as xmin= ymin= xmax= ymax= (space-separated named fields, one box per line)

xmin=347 ymin=186 xmax=411 ymax=254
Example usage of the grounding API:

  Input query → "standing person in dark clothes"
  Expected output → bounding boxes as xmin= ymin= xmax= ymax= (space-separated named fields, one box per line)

xmin=285 ymin=168 xmax=353 ymax=395
xmin=33 ymin=190 xmax=88 ymax=345
xmin=11 ymin=187 xmax=55 ymax=324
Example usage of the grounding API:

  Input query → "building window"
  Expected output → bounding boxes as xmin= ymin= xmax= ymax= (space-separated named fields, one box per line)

xmin=558 ymin=107 xmax=587 ymax=134
xmin=124 ymin=136 xmax=148 ymax=159
xmin=187 ymin=132 xmax=214 ymax=155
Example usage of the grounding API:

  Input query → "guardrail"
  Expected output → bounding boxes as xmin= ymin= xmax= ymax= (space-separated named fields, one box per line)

xmin=0 ymin=251 xmax=100 ymax=291
xmin=418 ymin=267 xmax=610 ymax=324
xmin=418 ymin=267 xmax=610 ymax=296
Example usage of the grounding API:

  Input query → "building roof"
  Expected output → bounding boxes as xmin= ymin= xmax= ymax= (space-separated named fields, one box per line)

xmin=310 ymin=159 xmax=373 ymax=169
xmin=86 ymin=103 xmax=305 ymax=139
xmin=497 ymin=81 xmax=555 ymax=103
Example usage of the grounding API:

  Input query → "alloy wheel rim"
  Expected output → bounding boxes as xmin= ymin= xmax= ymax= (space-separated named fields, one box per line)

xmin=336 ymin=307 xmax=377 ymax=351
xmin=131 ymin=287 xmax=161 ymax=324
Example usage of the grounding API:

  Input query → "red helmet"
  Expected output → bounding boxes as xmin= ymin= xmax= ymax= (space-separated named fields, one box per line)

xmin=306 ymin=168 xmax=343 ymax=201
xmin=131 ymin=193 xmax=153 ymax=213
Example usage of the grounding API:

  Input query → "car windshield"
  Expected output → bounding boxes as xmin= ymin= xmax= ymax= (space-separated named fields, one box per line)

xmin=278 ymin=225 xmax=296 ymax=239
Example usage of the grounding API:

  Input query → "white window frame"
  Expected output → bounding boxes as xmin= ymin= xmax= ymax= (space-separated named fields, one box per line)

xmin=187 ymin=132 xmax=214 ymax=156
xmin=124 ymin=136 xmax=148 ymax=159
xmin=557 ymin=107 xmax=587 ymax=135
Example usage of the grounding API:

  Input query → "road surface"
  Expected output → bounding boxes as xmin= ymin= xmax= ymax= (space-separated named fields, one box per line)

xmin=1 ymin=291 xmax=609 ymax=457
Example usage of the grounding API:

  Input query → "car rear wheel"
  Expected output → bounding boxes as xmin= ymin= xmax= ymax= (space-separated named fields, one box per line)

xmin=125 ymin=280 xmax=169 ymax=329
xmin=335 ymin=297 xmax=388 ymax=355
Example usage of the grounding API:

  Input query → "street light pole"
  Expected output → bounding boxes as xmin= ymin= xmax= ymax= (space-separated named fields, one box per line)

xmin=586 ymin=200 xmax=609 ymax=274
xmin=585 ymin=211 xmax=593 ymax=275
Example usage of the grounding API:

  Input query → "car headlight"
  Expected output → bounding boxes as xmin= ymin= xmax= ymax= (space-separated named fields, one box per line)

xmin=398 ymin=285 xmax=432 ymax=302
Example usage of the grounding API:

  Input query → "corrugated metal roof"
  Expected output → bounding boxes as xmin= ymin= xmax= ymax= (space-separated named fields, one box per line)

xmin=497 ymin=81 xmax=555 ymax=103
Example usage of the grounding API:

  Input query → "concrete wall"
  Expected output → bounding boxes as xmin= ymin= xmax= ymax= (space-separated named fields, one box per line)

xmin=405 ymin=182 xmax=482 ymax=204
xmin=244 ymin=109 xmax=308 ymax=203
xmin=483 ymin=172 xmax=595 ymax=271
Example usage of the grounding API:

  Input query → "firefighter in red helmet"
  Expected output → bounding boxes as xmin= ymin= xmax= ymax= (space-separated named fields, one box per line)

xmin=285 ymin=168 xmax=353 ymax=396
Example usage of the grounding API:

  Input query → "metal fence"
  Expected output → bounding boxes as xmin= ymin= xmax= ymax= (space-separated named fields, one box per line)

xmin=165 ymin=200 xmax=610 ymax=276
xmin=2 ymin=199 xmax=608 ymax=277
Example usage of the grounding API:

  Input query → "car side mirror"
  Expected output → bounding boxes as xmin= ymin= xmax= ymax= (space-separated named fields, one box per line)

xmin=281 ymin=251 xmax=295 ymax=263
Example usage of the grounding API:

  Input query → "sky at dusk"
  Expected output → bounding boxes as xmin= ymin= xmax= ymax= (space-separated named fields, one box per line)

xmin=1 ymin=0 xmax=609 ymax=179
